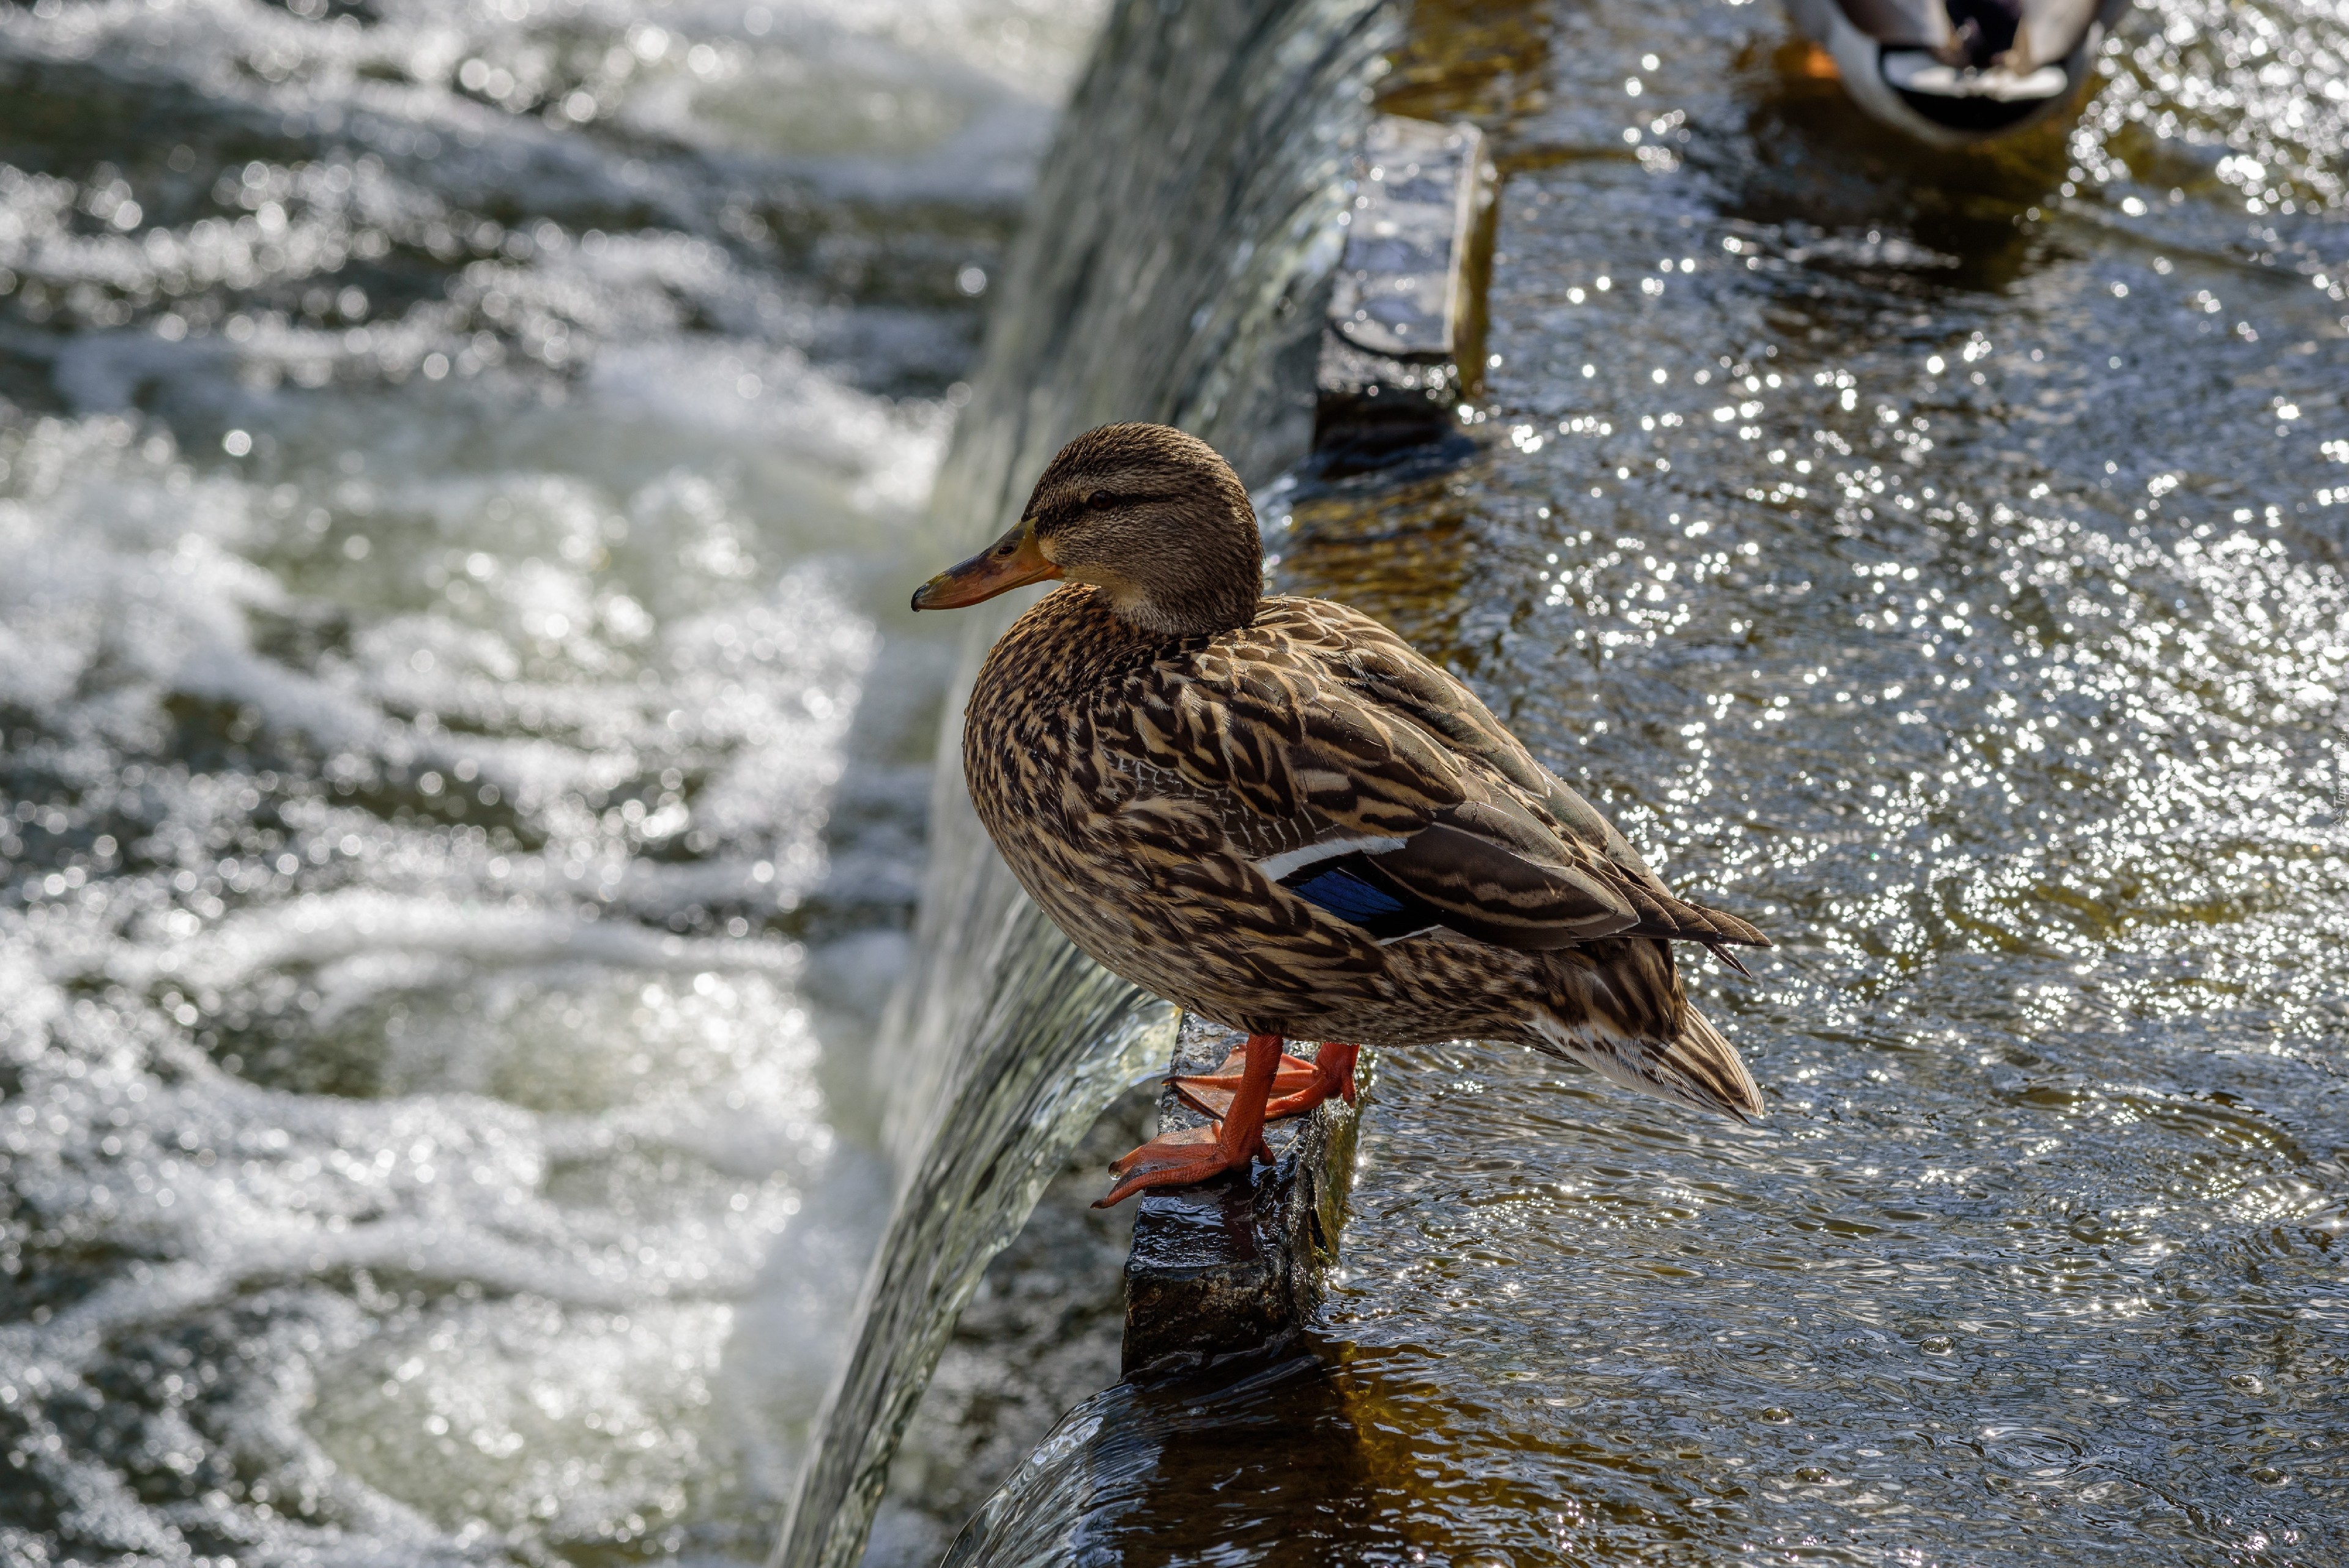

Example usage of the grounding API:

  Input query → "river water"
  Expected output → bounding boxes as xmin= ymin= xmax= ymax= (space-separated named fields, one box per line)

xmin=952 ymin=0 xmax=2349 ymax=1562
xmin=0 ymin=1 xmax=1101 ymax=1564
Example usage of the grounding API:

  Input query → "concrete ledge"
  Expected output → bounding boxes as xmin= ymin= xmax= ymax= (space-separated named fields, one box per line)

xmin=1313 ymin=115 xmax=1495 ymax=475
xmin=1120 ymin=1016 xmax=1362 ymax=1377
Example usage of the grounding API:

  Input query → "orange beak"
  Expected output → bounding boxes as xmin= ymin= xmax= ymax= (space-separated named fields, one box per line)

xmin=910 ymin=517 xmax=1063 ymax=611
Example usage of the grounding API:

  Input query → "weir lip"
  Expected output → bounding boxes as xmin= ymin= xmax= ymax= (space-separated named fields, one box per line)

xmin=1121 ymin=1016 xmax=1362 ymax=1377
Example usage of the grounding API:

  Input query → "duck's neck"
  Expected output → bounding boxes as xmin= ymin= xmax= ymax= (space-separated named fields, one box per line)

xmin=1105 ymin=575 xmax=1260 ymax=640
xmin=1088 ymin=524 xmax=1263 ymax=640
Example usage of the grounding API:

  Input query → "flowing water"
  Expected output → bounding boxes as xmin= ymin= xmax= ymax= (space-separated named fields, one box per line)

xmin=951 ymin=0 xmax=2349 ymax=1562
xmin=0 ymin=0 xmax=1107 ymax=1562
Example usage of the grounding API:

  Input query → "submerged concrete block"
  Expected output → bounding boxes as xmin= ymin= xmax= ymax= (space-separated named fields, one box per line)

xmin=1328 ymin=116 xmax=1486 ymax=360
xmin=1314 ymin=115 xmax=1494 ymax=474
xmin=1120 ymin=1016 xmax=1362 ymax=1377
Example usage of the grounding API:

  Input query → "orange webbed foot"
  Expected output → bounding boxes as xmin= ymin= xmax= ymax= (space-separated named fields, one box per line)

xmin=1098 ymin=1031 xmax=1289 ymax=1208
xmin=1182 ymin=1041 xmax=1359 ymax=1121
xmin=1170 ymin=1045 xmax=1319 ymax=1118
xmin=1264 ymin=1041 xmax=1358 ymax=1119
xmin=1091 ymin=1121 xmax=1275 ymax=1208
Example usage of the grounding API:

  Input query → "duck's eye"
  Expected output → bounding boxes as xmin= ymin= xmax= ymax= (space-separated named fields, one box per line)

xmin=1085 ymin=489 xmax=1117 ymax=510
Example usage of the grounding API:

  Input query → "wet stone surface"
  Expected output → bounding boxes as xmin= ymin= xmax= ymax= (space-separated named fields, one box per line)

xmin=1315 ymin=114 xmax=1493 ymax=475
xmin=1123 ymin=1016 xmax=1362 ymax=1377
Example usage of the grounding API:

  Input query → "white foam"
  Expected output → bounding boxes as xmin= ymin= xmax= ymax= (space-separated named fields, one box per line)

xmin=0 ymin=0 xmax=1108 ymax=1555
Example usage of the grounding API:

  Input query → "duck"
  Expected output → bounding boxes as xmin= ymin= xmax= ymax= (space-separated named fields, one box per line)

xmin=911 ymin=423 xmax=1770 ymax=1206
xmin=1783 ymin=0 xmax=2133 ymax=146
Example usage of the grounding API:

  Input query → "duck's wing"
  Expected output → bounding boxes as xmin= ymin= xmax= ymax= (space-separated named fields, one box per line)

xmin=1270 ymin=599 xmax=1768 ymax=953
xmin=1102 ymin=600 xmax=1767 ymax=955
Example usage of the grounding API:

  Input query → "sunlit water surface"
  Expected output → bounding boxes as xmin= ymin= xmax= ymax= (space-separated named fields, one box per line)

xmin=0 ymin=0 xmax=1100 ymax=1562
xmin=1001 ymin=1 xmax=2348 ymax=1562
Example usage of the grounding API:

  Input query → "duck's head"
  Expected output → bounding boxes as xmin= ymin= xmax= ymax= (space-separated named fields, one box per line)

xmin=911 ymin=422 xmax=1261 ymax=639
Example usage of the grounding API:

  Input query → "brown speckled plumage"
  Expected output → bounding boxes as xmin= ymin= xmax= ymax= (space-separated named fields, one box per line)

xmin=938 ymin=423 xmax=1770 ymax=1121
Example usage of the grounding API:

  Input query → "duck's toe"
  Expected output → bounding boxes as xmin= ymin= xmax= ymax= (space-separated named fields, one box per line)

xmin=1093 ymin=1121 xmax=1273 ymax=1208
xmin=1274 ymin=1041 xmax=1357 ymax=1114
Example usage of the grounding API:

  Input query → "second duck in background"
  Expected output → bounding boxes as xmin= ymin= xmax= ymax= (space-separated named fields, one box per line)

xmin=1784 ymin=0 xmax=2134 ymax=144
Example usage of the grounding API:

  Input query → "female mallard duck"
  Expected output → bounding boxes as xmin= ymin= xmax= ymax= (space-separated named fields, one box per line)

xmin=1784 ymin=0 xmax=2132 ymax=146
xmin=913 ymin=423 xmax=1769 ymax=1206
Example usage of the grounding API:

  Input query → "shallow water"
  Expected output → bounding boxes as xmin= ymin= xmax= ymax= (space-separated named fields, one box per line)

xmin=0 ymin=1 xmax=1100 ymax=1562
xmin=969 ymin=0 xmax=2348 ymax=1561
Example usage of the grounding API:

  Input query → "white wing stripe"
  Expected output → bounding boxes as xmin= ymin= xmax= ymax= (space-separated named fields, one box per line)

xmin=1251 ymin=835 xmax=1408 ymax=883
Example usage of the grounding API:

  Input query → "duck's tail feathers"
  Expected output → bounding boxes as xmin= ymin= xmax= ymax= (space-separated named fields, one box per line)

xmin=1531 ymin=1004 xmax=1764 ymax=1123
xmin=1624 ymin=888 xmax=1771 ymax=950
xmin=1706 ymin=943 xmax=1754 ymax=978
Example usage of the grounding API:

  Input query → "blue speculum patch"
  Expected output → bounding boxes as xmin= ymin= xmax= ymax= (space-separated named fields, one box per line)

xmin=1287 ymin=866 xmax=1407 ymax=923
xmin=1281 ymin=858 xmax=1441 ymax=943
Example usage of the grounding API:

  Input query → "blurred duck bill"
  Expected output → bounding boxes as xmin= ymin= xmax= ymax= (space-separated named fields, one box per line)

xmin=911 ymin=518 xmax=1063 ymax=611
